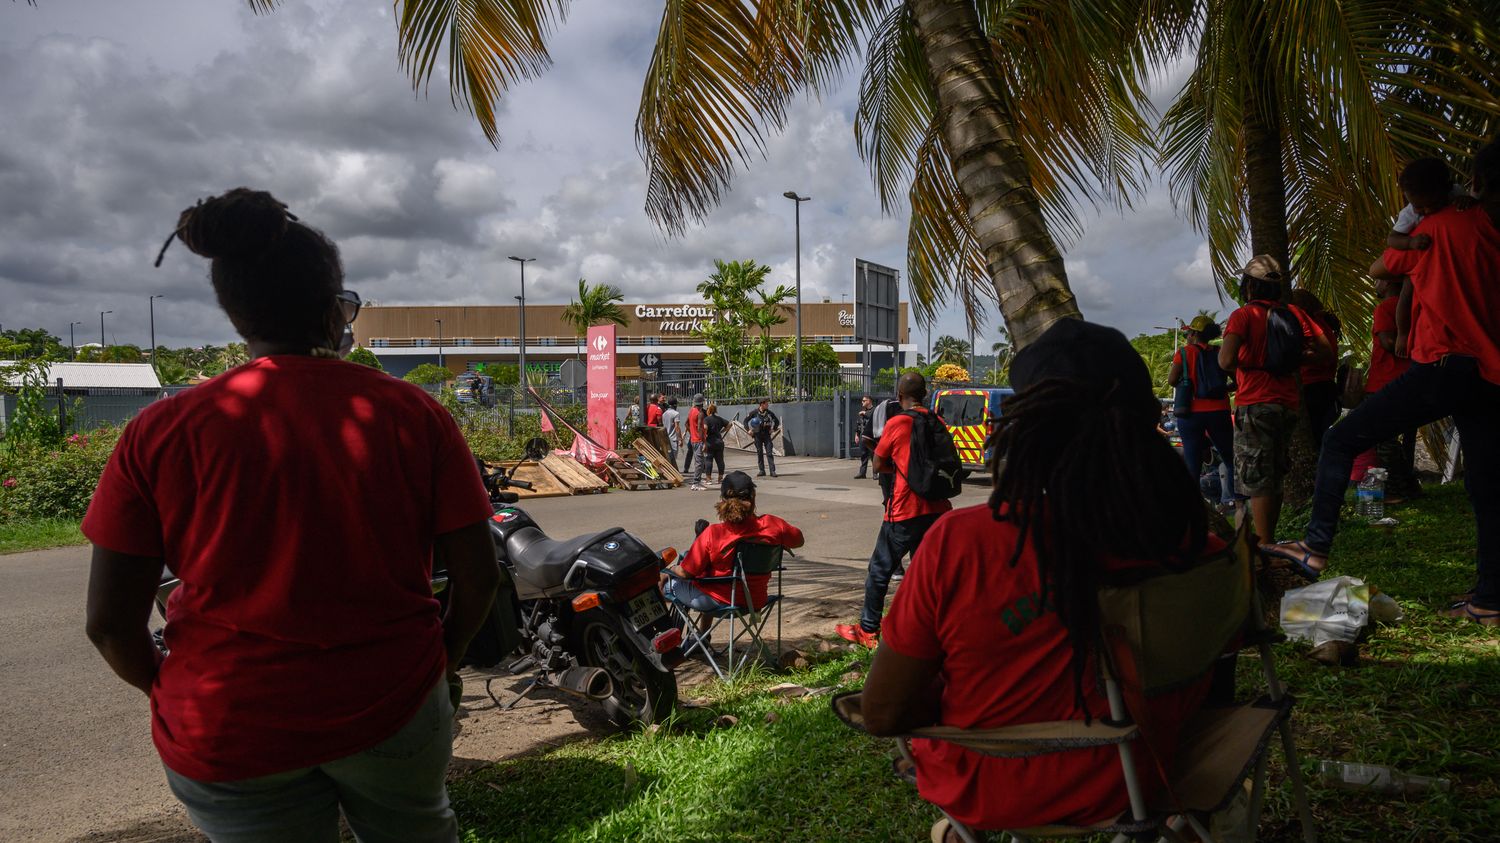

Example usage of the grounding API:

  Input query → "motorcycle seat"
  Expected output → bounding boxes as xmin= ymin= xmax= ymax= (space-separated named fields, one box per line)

xmin=507 ymin=526 xmax=624 ymax=590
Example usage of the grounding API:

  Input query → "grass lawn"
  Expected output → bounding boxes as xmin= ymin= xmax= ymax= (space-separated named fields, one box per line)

xmin=450 ymin=485 xmax=1499 ymax=841
xmin=0 ymin=518 xmax=85 ymax=554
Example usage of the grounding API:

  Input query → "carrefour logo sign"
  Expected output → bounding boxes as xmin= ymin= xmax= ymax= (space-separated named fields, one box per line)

xmin=592 ymin=334 xmax=609 ymax=352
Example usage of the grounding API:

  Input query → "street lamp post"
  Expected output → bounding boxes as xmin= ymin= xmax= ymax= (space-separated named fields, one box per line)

xmin=99 ymin=310 xmax=113 ymax=350
xmin=149 ymin=294 xmax=165 ymax=368
xmin=435 ymin=319 xmax=444 ymax=370
xmin=508 ymin=256 xmax=534 ymax=401
xmin=783 ymin=191 xmax=810 ymax=399
xmin=69 ymin=321 xmax=83 ymax=361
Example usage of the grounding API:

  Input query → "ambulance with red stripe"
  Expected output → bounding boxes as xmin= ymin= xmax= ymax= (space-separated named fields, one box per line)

xmin=930 ymin=387 xmax=1015 ymax=472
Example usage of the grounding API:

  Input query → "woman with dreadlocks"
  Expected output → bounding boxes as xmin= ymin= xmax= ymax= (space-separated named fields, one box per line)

xmin=83 ymin=188 xmax=497 ymax=842
xmin=860 ymin=319 xmax=1225 ymax=838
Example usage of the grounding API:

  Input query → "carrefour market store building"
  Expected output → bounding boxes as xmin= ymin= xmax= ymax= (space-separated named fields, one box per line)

xmin=352 ymin=301 xmax=914 ymax=381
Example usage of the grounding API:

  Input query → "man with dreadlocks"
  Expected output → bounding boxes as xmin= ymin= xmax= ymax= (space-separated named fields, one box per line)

xmin=859 ymin=320 xmax=1228 ymax=837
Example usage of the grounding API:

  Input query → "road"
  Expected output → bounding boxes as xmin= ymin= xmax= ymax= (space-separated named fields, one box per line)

xmin=0 ymin=451 xmax=992 ymax=842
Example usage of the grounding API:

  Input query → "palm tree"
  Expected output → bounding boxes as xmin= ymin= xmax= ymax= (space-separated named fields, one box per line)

xmin=560 ymin=278 xmax=628 ymax=358
xmin=695 ymin=259 xmax=773 ymax=394
xmin=932 ymin=335 xmax=971 ymax=367
xmin=990 ymin=326 xmax=1012 ymax=382
xmin=746 ymin=285 xmax=793 ymax=393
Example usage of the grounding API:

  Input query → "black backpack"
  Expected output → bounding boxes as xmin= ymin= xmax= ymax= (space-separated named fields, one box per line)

xmin=899 ymin=410 xmax=967 ymax=501
xmin=1255 ymin=303 xmax=1306 ymax=376
xmin=1191 ymin=344 xmax=1230 ymax=400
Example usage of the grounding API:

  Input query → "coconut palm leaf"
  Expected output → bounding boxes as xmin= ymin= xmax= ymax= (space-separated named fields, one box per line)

xmin=394 ymin=0 xmax=569 ymax=145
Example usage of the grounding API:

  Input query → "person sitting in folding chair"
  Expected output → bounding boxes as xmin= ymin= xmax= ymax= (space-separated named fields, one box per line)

xmin=659 ymin=471 xmax=803 ymax=675
xmin=858 ymin=320 xmax=1242 ymax=840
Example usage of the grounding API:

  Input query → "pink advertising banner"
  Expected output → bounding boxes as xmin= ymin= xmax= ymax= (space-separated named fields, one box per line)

xmin=586 ymin=325 xmax=617 ymax=450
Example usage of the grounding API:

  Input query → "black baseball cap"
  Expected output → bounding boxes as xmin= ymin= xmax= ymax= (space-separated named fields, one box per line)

xmin=721 ymin=470 xmax=756 ymax=499
xmin=1009 ymin=319 xmax=1158 ymax=422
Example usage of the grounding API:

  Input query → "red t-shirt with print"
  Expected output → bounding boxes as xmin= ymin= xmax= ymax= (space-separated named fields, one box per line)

xmin=646 ymin=403 xmax=663 ymax=426
xmin=883 ymin=505 xmax=1221 ymax=831
xmin=875 ymin=408 xmax=953 ymax=523
xmin=1224 ymin=301 xmax=1326 ymax=408
xmin=82 ymin=356 xmax=494 ymax=783
xmin=1382 ymin=205 xmax=1500 ymax=385
xmin=1171 ymin=343 xmax=1231 ymax=413
xmin=679 ymin=514 xmax=803 ymax=607
xmin=1365 ymin=296 xmax=1409 ymax=393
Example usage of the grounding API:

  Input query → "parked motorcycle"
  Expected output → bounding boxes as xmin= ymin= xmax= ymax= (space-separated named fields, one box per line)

xmin=153 ymin=463 xmax=683 ymax=727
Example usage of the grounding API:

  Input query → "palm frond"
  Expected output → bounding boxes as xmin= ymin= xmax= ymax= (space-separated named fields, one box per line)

xmin=393 ymin=0 xmax=569 ymax=146
xmin=638 ymin=0 xmax=878 ymax=233
xmin=905 ymin=124 xmax=995 ymax=333
xmin=855 ymin=4 xmax=934 ymax=213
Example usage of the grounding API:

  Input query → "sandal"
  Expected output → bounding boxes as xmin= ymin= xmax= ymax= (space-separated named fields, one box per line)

xmin=891 ymin=757 xmax=916 ymax=786
xmin=1440 ymin=601 xmax=1500 ymax=627
xmin=1259 ymin=541 xmax=1326 ymax=582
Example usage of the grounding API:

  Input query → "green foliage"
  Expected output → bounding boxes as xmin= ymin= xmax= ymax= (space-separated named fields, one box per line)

xmin=0 ymin=427 xmax=122 ymax=523
xmin=800 ymin=341 xmax=840 ymax=373
xmin=0 ymin=518 xmax=86 ymax=554
xmin=403 ymin=363 xmax=453 ymax=386
xmin=345 ymin=346 xmax=384 ymax=370
xmin=0 ymin=328 xmax=68 ymax=361
xmin=932 ymin=334 xmax=972 ymax=366
xmin=76 ymin=344 xmax=145 ymax=363
xmin=561 ymin=279 xmax=630 ymax=352
xmin=1130 ymin=330 xmax=1179 ymax=397
xmin=1 ymin=359 xmax=64 ymax=450
xmin=153 ymin=360 xmax=192 ymax=386
xmin=447 ymin=402 xmax=588 ymax=463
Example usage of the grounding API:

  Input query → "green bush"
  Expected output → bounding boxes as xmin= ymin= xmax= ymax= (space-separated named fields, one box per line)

xmin=0 ymin=427 xmax=122 ymax=523
xmin=404 ymin=363 xmax=453 ymax=385
xmin=447 ymin=402 xmax=589 ymax=462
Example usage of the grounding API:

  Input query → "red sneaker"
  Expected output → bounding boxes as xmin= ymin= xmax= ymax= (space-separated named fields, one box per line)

xmin=836 ymin=623 xmax=879 ymax=649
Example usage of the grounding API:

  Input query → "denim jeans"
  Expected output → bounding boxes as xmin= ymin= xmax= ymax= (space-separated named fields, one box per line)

xmin=682 ymin=442 xmax=697 ymax=473
xmin=860 ymin=514 xmax=941 ymax=632
xmin=856 ymin=443 xmax=871 ymax=477
xmin=163 ymin=680 xmax=455 ymax=843
xmin=1305 ymin=357 xmax=1500 ymax=609
xmin=1303 ymin=380 xmax=1341 ymax=452
xmin=1178 ymin=410 xmax=1235 ymax=503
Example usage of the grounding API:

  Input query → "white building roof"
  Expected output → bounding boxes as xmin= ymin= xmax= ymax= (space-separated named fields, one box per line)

xmin=3 ymin=362 xmax=162 ymax=390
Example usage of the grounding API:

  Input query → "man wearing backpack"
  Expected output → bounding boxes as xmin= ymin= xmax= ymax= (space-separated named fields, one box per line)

xmin=1168 ymin=315 xmax=1235 ymax=513
xmin=1218 ymin=255 xmax=1335 ymax=543
xmin=838 ymin=372 xmax=957 ymax=648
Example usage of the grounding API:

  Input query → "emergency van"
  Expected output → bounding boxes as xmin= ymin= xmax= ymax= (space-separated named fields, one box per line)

xmin=930 ymin=387 xmax=1014 ymax=472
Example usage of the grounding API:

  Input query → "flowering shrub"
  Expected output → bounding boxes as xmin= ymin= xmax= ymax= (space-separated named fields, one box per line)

xmin=933 ymin=363 xmax=970 ymax=382
xmin=0 ymin=426 xmax=121 ymax=523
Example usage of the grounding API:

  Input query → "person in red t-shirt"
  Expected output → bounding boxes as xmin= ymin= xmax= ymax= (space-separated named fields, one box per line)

xmin=1267 ymin=149 xmax=1500 ymax=626
xmin=661 ymin=471 xmax=804 ymax=634
xmin=861 ymin=320 xmax=1222 ymax=837
xmin=1289 ymin=289 xmax=1343 ymax=452
xmin=645 ymin=392 xmax=664 ymax=427
xmin=1366 ymin=278 xmax=1420 ymax=499
xmin=83 ymin=188 xmax=499 ymax=840
xmin=837 ymin=372 xmax=951 ymax=648
xmin=1218 ymin=255 xmax=1335 ymax=545
xmin=1167 ymin=315 xmax=1235 ymax=509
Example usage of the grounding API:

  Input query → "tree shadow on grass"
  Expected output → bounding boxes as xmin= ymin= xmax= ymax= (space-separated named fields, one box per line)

xmin=452 ymin=756 xmax=641 ymax=842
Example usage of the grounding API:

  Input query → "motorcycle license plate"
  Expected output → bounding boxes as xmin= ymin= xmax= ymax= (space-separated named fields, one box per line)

xmin=627 ymin=589 xmax=666 ymax=629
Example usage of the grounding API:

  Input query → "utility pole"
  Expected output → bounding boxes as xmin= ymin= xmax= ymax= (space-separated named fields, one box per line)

xmin=783 ymin=191 xmax=810 ymax=399
xmin=69 ymin=322 xmax=83 ymax=361
xmin=149 ymin=294 xmax=165 ymax=369
xmin=99 ymin=310 xmax=112 ymax=350
xmin=435 ymin=319 xmax=444 ymax=370
xmin=508 ymin=256 xmax=535 ymax=402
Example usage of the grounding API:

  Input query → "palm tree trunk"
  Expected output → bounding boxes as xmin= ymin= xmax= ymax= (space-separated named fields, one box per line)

xmin=1243 ymin=43 xmax=1291 ymax=272
xmin=908 ymin=0 xmax=1082 ymax=349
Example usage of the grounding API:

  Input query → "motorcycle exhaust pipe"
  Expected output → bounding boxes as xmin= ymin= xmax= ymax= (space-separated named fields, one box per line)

xmin=547 ymin=667 xmax=613 ymax=701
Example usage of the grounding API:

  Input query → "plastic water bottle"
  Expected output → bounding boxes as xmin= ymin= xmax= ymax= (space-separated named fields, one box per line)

xmin=1356 ymin=468 xmax=1387 ymax=520
xmin=1317 ymin=760 xmax=1449 ymax=796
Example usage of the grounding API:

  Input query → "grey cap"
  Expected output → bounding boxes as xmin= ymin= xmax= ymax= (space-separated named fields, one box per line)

xmin=693 ymin=393 xmax=705 ymax=405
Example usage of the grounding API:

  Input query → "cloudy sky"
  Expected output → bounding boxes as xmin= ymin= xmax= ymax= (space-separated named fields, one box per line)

xmin=1 ymin=0 xmax=1229 ymax=353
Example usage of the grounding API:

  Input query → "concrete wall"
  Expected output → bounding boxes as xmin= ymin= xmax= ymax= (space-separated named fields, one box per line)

xmin=712 ymin=394 xmax=888 ymax=458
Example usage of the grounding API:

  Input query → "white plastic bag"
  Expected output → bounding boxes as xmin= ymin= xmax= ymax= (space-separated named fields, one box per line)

xmin=1280 ymin=576 xmax=1370 ymax=646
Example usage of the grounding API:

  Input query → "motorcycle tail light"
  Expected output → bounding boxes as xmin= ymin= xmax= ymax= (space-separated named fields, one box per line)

xmin=652 ymin=628 xmax=683 ymax=653
xmin=571 ymin=592 xmax=602 ymax=612
xmin=660 ymin=547 xmax=678 ymax=565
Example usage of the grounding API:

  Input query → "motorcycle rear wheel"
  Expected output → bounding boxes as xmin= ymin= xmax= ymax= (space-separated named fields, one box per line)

xmin=575 ymin=611 xmax=677 ymax=727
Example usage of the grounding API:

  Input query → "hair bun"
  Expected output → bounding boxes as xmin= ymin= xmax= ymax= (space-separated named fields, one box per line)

xmin=176 ymin=187 xmax=292 ymax=261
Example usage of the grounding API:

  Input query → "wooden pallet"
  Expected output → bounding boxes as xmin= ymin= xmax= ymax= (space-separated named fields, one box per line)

xmin=631 ymin=438 xmax=684 ymax=486
xmin=497 ymin=460 xmax=572 ymax=499
xmin=539 ymin=453 xmax=610 ymax=494
xmin=605 ymin=450 xmax=674 ymax=491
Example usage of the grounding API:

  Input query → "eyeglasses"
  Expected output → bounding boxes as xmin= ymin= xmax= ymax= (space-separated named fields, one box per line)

xmin=336 ymin=290 xmax=362 ymax=324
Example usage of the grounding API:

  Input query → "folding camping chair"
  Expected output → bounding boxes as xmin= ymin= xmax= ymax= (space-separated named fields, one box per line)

xmin=664 ymin=541 xmax=787 ymax=680
xmin=832 ymin=520 xmax=1317 ymax=843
